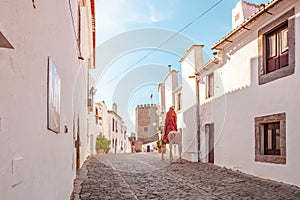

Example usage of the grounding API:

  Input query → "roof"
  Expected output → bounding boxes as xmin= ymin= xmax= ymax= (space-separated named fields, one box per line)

xmin=198 ymin=57 xmax=219 ymax=72
xmin=179 ymin=45 xmax=204 ymax=62
xmin=107 ymin=110 xmax=122 ymax=120
xmin=211 ymin=0 xmax=282 ymax=50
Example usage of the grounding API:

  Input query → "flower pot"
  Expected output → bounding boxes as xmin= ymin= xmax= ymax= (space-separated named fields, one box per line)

xmin=97 ymin=149 xmax=105 ymax=154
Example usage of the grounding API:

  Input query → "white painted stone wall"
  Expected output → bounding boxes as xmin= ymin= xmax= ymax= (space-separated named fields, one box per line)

xmin=201 ymin=0 xmax=300 ymax=186
xmin=163 ymin=70 xmax=179 ymax=110
xmin=72 ymin=0 xmax=95 ymax=171
xmin=0 ymin=1 xmax=94 ymax=199
xmin=107 ymin=110 xmax=128 ymax=153
xmin=99 ymin=101 xmax=110 ymax=139
xmin=161 ymin=70 xmax=180 ymax=157
xmin=88 ymin=103 xmax=101 ymax=154
xmin=180 ymin=45 xmax=204 ymax=162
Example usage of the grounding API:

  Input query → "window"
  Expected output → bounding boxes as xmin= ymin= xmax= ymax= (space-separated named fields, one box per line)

xmin=235 ymin=13 xmax=240 ymax=22
xmin=206 ymin=73 xmax=214 ymax=99
xmin=258 ymin=9 xmax=295 ymax=85
xmin=116 ymin=121 xmax=118 ymax=133
xmin=112 ymin=118 xmax=115 ymax=131
xmin=264 ymin=122 xmax=280 ymax=156
xmin=266 ymin=23 xmax=288 ymax=73
xmin=255 ymin=113 xmax=286 ymax=164
xmin=176 ymin=92 xmax=182 ymax=111
xmin=95 ymin=108 xmax=98 ymax=124
xmin=144 ymin=127 xmax=148 ymax=132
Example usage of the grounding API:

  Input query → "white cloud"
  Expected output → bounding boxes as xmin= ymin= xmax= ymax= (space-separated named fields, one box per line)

xmin=95 ymin=0 xmax=171 ymax=44
xmin=149 ymin=4 xmax=159 ymax=23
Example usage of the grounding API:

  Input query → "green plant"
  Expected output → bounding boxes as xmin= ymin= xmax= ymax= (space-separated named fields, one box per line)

xmin=95 ymin=135 xmax=111 ymax=152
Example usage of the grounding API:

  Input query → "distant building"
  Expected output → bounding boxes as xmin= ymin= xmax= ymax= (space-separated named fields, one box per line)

xmin=135 ymin=104 xmax=159 ymax=148
xmin=158 ymin=68 xmax=182 ymax=158
xmin=158 ymin=69 xmax=179 ymax=126
xmin=88 ymin=101 xmax=109 ymax=154
xmin=108 ymin=103 xmax=130 ymax=153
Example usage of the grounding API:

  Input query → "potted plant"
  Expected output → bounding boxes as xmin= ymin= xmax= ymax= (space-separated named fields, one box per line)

xmin=95 ymin=135 xmax=111 ymax=154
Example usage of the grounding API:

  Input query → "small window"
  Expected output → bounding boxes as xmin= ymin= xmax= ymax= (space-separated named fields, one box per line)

xmin=206 ymin=73 xmax=214 ymax=99
xmin=255 ymin=113 xmax=286 ymax=164
xmin=95 ymin=108 xmax=98 ymax=124
xmin=144 ymin=127 xmax=148 ymax=132
xmin=116 ymin=121 xmax=118 ymax=133
xmin=235 ymin=13 xmax=240 ymax=22
xmin=264 ymin=122 xmax=280 ymax=156
xmin=176 ymin=92 xmax=182 ymax=111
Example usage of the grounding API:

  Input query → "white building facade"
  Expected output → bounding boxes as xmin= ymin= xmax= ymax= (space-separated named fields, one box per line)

xmin=88 ymin=101 xmax=110 ymax=154
xmin=199 ymin=0 xmax=300 ymax=187
xmin=179 ymin=45 xmax=204 ymax=162
xmin=108 ymin=103 xmax=130 ymax=154
xmin=158 ymin=68 xmax=185 ymax=158
xmin=0 ymin=0 xmax=95 ymax=199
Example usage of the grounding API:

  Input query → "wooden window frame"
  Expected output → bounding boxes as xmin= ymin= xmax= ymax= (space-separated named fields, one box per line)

xmin=255 ymin=113 xmax=286 ymax=164
xmin=258 ymin=9 xmax=295 ymax=85
xmin=266 ymin=23 xmax=288 ymax=73
xmin=264 ymin=122 xmax=280 ymax=156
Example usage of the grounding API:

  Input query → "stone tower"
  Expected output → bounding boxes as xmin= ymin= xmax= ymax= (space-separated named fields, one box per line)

xmin=135 ymin=104 xmax=159 ymax=145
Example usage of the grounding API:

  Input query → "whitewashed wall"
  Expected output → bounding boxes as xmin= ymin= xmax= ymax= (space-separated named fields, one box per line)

xmin=72 ymin=0 xmax=94 ymax=171
xmin=201 ymin=1 xmax=300 ymax=186
xmin=180 ymin=46 xmax=204 ymax=162
xmin=163 ymin=70 xmax=178 ymax=111
xmin=107 ymin=111 xmax=127 ymax=154
xmin=0 ymin=1 xmax=93 ymax=199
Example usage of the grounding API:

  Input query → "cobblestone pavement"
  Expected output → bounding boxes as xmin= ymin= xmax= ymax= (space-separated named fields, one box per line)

xmin=70 ymin=153 xmax=300 ymax=200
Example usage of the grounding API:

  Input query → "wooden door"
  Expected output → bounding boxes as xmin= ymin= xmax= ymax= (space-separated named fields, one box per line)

xmin=205 ymin=123 xmax=214 ymax=164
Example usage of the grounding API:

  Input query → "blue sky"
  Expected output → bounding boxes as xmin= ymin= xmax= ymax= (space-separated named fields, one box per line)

xmin=94 ymin=0 xmax=270 ymax=133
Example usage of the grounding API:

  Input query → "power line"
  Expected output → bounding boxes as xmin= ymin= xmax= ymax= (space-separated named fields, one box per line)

xmin=100 ymin=0 xmax=224 ymax=88
xmin=132 ymin=0 xmax=224 ymax=67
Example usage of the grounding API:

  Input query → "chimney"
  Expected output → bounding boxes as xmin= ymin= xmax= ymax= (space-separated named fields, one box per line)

xmin=168 ymin=65 xmax=171 ymax=72
xmin=112 ymin=103 xmax=117 ymax=113
xmin=232 ymin=0 xmax=259 ymax=30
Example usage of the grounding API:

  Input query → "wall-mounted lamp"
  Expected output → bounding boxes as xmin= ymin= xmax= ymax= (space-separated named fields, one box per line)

xmin=89 ymin=86 xmax=97 ymax=95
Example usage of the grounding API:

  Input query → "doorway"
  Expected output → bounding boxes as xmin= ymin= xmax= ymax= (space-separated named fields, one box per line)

xmin=76 ymin=116 xmax=81 ymax=170
xmin=205 ymin=123 xmax=214 ymax=164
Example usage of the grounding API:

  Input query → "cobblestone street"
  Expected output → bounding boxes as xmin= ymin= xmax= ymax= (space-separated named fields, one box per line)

xmin=70 ymin=153 xmax=300 ymax=200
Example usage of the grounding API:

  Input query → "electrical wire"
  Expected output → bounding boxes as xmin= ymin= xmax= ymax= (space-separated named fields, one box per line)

xmin=68 ymin=0 xmax=82 ymax=58
xmin=99 ymin=0 xmax=224 ymax=88
xmin=131 ymin=0 xmax=224 ymax=68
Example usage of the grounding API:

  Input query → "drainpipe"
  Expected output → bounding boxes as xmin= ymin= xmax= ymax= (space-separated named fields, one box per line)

xmin=189 ymin=72 xmax=201 ymax=162
xmin=195 ymin=73 xmax=201 ymax=162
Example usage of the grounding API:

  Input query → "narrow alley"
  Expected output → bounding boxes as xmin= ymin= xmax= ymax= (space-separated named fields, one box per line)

xmin=71 ymin=153 xmax=300 ymax=200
